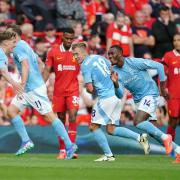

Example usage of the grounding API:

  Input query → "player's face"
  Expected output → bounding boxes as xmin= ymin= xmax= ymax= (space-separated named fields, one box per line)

xmin=3 ymin=38 xmax=17 ymax=53
xmin=173 ymin=34 xmax=180 ymax=51
xmin=108 ymin=48 xmax=123 ymax=66
xmin=72 ymin=47 xmax=84 ymax=64
xmin=62 ymin=33 xmax=74 ymax=49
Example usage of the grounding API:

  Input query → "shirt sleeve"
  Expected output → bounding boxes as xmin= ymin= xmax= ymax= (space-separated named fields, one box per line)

xmin=132 ymin=58 xmax=166 ymax=81
xmin=0 ymin=57 xmax=7 ymax=69
xmin=81 ymin=64 xmax=92 ymax=84
xmin=115 ymin=83 xmax=124 ymax=99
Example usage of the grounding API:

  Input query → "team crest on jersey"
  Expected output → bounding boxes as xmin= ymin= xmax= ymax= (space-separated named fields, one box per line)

xmin=57 ymin=57 xmax=62 ymax=61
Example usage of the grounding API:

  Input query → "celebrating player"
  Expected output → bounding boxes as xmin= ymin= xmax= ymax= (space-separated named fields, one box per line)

xmin=72 ymin=42 xmax=150 ymax=162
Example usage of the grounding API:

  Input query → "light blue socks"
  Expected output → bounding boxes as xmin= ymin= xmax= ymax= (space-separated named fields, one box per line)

xmin=11 ymin=115 xmax=30 ymax=142
xmin=112 ymin=127 xmax=140 ymax=141
xmin=52 ymin=118 xmax=72 ymax=149
xmin=136 ymin=121 xmax=166 ymax=140
xmin=93 ymin=128 xmax=113 ymax=156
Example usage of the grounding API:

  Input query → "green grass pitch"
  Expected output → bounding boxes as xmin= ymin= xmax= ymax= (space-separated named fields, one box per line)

xmin=0 ymin=154 xmax=180 ymax=180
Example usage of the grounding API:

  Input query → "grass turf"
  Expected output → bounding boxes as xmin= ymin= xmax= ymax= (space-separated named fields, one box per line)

xmin=0 ymin=154 xmax=179 ymax=180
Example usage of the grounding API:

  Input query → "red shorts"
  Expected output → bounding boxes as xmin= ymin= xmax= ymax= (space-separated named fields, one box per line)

xmin=168 ymin=99 xmax=180 ymax=118
xmin=52 ymin=95 xmax=79 ymax=112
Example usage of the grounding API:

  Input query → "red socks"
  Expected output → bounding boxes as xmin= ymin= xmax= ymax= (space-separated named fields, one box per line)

xmin=68 ymin=122 xmax=77 ymax=143
xmin=58 ymin=122 xmax=77 ymax=151
xmin=167 ymin=126 xmax=176 ymax=141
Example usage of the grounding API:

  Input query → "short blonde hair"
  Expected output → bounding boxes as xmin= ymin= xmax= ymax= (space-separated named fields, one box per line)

xmin=72 ymin=42 xmax=87 ymax=50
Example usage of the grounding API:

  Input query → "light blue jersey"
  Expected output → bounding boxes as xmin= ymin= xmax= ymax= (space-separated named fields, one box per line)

xmin=13 ymin=40 xmax=44 ymax=92
xmin=81 ymin=55 xmax=115 ymax=99
xmin=0 ymin=48 xmax=8 ymax=69
xmin=114 ymin=57 xmax=166 ymax=103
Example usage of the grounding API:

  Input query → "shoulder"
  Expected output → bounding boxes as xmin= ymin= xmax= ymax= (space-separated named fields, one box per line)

xmin=163 ymin=51 xmax=174 ymax=60
xmin=0 ymin=49 xmax=7 ymax=60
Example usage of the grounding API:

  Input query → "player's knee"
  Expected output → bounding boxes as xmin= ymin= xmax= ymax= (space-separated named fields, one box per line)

xmin=7 ymin=108 xmax=16 ymax=119
xmin=134 ymin=116 xmax=145 ymax=125
xmin=106 ymin=125 xmax=114 ymax=135
xmin=89 ymin=123 xmax=100 ymax=132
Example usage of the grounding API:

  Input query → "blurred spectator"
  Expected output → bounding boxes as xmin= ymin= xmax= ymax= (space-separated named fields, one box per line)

xmin=141 ymin=3 xmax=156 ymax=29
xmin=120 ymin=111 xmax=134 ymax=125
xmin=88 ymin=34 xmax=105 ymax=55
xmin=108 ymin=0 xmax=123 ymax=17
xmin=0 ymin=22 xmax=7 ymax=32
xmin=162 ymin=33 xmax=180 ymax=141
xmin=34 ymin=37 xmax=47 ymax=62
xmin=94 ymin=0 xmax=109 ymax=22
xmin=21 ymin=0 xmax=56 ymax=31
xmin=132 ymin=11 xmax=155 ymax=58
xmin=149 ymin=0 xmax=161 ymax=18
xmin=21 ymin=23 xmax=36 ymax=48
xmin=106 ymin=12 xmax=133 ymax=56
xmin=0 ymin=0 xmax=16 ymax=23
xmin=72 ymin=21 xmax=87 ymax=42
xmin=161 ymin=0 xmax=180 ymax=20
xmin=92 ymin=13 xmax=114 ymax=47
xmin=44 ymin=23 xmax=61 ymax=49
xmin=120 ymin=103 xmax=136 ymax=125
xmin=56 ymin=0 xmax=85 ymax=31
xmin=175 ymin=18 xmax=180 ymax=33
xmin=81 ymin=0 xmax=96 ymax=29
xmin=152 ymin=5 xmax=177 ymax=58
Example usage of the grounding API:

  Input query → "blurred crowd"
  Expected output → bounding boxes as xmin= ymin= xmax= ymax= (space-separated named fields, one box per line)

xmin=0 ymin=0 xmax=179 ymax=126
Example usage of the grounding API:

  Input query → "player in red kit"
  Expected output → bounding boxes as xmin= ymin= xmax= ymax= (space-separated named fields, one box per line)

xmin=162 ymin=33 xmax=180 ymax=142
xmin=43 ymin=28 xmax=80 ymax=159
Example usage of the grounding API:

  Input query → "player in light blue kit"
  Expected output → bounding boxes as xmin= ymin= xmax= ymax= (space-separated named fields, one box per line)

xmin=109 ymin=45 xmax=180 ymax=163
xmin=72 ymin=42 xmax=150 ymax=161
xmin=4 ymin=24 xmax=77 ymax=159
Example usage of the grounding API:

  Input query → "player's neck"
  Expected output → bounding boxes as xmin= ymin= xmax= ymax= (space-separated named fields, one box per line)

xmin=175 ymin=49 xmax=180 ymax=55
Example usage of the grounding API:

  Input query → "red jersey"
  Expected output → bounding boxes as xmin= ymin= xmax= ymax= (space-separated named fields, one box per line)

xmin=106 ymin=23 xmax=132 ymax=56
xmin=46 ymin=43 xmax=80 ymax=97
xmin=162 ymin=50 xmax=180 ymax=98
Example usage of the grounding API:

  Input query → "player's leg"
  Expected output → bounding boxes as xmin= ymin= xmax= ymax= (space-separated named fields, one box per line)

xmin=67 ymin=95 xmax=79 ymax=159
xmin=43 ymin=111 xmax=77 ymax=160
xmin=91 ymin=101 xmax=114 ymax=161
xmin=53 ymin=95 xmax=67 ymax=159
xmin=106 ymin=124 xmax=150 ymax=154
xmin=135 ymin=96 xmax=173 ymax=155
xmin=90 ymin=123 xmax=115 ymax=161
xmin=26 ymin=85 xmax=77 ymax=159
xmin=166 ymin=99 xmax=180 ymax=141
xmin=8 ymin=96 xmax=34 ymax=155
xmin=105 ymin=96 xmax=150 ymax=154
xmin=135 ymin=110 xmax=172 ymax=154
